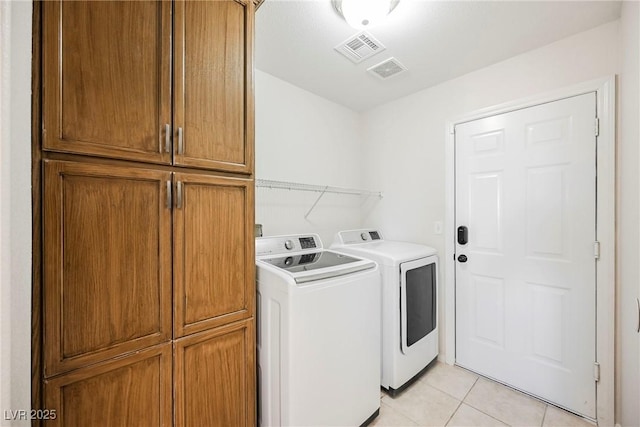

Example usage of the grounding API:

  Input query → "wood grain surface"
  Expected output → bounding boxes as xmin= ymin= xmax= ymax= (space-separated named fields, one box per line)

xmin=174 ymin=0 xmax=254 ymax=173
xmin=36 ymin=1 xmax=257 ymax=424
xmin=44 ymin=343 xmax=172 ymax=427
xmin=173 ymin=172 xmax=255 ymax=337
xmin=42 ymin=1 xmax=171 ymax=164
xmin=43 ymin=160 xmax=172 ymax=376
xmin=174 ymin=320 xmax=256 ymax=427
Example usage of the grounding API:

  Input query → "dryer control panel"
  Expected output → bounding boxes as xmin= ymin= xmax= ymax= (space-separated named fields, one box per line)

xmin=335 ymin=229 xmax=384 ymax=245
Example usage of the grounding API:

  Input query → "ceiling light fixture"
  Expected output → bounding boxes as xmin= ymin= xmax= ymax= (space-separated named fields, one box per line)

xmin=333 ymin=0 xmax=400 ymax=30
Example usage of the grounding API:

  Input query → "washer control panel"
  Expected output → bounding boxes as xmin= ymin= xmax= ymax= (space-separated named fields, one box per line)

xmin=256 ymin=234 xmax=322 ymax=257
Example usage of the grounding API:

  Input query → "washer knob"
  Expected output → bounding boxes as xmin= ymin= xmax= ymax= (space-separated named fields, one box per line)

xmin=360 ymin=232 xmax=369 ymax=241
xmin=284 ymin=240 xmax=294 ymax=250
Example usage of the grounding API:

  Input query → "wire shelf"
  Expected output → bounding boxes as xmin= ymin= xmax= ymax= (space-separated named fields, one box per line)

xmin=255 ymin=179 xmax=382 ymax=198
xmin=255 ymin=178 xmax=382 ymax=218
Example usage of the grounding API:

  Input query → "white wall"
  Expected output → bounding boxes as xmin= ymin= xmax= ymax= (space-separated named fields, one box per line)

xmin=617 ymin=2 xmax=639 ymax=426
xmin=255 ymin=69 xmax=374 ymax=245
xmin=360 ymin=18 xmax=626 ymax=421
xmin=0 ymin=0 xmax=33 ymax=423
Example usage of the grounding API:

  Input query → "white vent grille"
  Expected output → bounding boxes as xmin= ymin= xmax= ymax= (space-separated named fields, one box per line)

xmin=367 ymin=57 xmax=407 ymax=79
xmin=335 ymin=31 xmax=386 ymax=64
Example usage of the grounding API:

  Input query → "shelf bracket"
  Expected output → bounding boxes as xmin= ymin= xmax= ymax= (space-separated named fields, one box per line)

xmin=304 ymin=186 xmax=328 ymax=219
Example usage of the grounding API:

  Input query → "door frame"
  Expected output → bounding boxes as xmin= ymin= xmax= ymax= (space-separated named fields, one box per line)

xmin=444 ymin=76 xmax=615 ymax=426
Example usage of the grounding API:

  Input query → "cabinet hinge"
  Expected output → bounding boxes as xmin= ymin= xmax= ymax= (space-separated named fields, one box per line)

xmin=595 ymin=118 xmax=600 ymax=137
xmin=594 ymin=241 xmax=600 ymax=259
xmin=593 ymin=362 xmax=600 ymax=382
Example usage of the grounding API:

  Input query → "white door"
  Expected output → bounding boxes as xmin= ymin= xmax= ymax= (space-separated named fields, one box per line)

xmin=455 ymin=93 xmax=597 ymax=418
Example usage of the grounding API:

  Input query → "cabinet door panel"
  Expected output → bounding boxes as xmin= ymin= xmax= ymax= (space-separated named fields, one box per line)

xmin=43 ymin=161 xmax=172 ymax=376
xmin=44 ymin=343 xmax=172 ymax=427
xmin=175 ymin=320 xmax=256 ymax=427
xmin=174 ymin=0 xmax=255 ymax=173
xmin=174 ymin=173 xmax=254 ymax=337
xmin=42 ymin=1 xmax=172 ymax=163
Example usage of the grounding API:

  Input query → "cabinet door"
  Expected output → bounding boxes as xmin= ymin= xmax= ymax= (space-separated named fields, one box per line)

xmin=175 ymin=320 xmax=256 ymax=427
xmin=44 ymin=343 xmax=172 ymax=427
xmin=174 ymin=0 xmax=255 ymax=173
xmin=43 ymin=161 xmax=173 ymax=376
xmin=42 ymin=1 xmax=172 ymax=164
xmin=173 ymin=173 xmax=255 ymax=337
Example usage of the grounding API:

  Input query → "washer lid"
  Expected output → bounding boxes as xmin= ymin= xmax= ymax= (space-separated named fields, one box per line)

xmin=258 ymin=250 xmax=375 ymax=284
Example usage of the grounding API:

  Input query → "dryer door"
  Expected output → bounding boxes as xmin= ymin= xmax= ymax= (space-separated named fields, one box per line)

xmin=400 ymin=255 xmax=438 ymax=354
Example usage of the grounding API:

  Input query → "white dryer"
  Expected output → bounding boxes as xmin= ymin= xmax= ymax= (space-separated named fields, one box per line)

xmin=332 ymin=229 xmax=438 ymax=396
xmin=256 ymin=234 xmax=381 ymax=426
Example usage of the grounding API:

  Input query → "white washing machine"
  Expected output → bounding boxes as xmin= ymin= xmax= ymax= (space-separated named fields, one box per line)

xmin=256 ymin=234 xmax=381 ymax=426
xmin=332 ymin=229 xmax=438 ymax=396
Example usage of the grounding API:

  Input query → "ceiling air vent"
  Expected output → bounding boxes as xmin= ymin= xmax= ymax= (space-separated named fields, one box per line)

xmin=367 ymin=57 xmax=407 ymax=80
xmin=334 ymin=31 xmax=386 ymax=64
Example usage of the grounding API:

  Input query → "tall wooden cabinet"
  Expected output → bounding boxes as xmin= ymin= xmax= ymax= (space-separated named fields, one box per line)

xmin=36 ymin=1 xmax=257 ymax=426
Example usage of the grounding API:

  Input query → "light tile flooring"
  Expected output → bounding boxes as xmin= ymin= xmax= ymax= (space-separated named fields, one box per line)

xmin=371 ymin=362 xmax=595 ymax=427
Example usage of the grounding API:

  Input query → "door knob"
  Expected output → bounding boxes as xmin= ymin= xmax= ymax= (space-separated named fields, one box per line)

xmin=457 ymin=254 xmax=468 ymax=263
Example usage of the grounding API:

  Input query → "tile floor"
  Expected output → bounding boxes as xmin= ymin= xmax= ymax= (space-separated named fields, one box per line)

xmin=371 ymin=362 xmax=595 ymax=427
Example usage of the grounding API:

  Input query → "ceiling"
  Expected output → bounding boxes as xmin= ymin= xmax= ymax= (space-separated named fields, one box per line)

xmin=255 ymin=0 xmax=621 ymax=112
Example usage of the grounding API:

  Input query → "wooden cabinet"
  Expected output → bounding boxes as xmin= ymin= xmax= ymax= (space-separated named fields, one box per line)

xmin=44 ymin=344 xmax=172 ymax=427
xmin=43 ymin=0 xmax=254 ymax=174
xmin=41 ymin=159 xmax=256 ymax=422
xmin=43 ymin=160 xmax=173 ymax=376
xmin=174 ymin=320 xmax=255 ymax=427
xmin=174 ymin=173 xmax=254 ymax=337
xmin=37 ymin=0 xmax=257 ymax=425
xmin=174 ymin=0 xmax=254 ymax=173
xmin=42 ymin=1 xmax=172 ymax=164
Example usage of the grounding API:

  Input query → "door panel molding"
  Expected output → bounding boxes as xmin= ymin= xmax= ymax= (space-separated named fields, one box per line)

xmin=173 ymin=173 xmax=255 ymax=337
xmin=43 ymin=160 xmax=173 ymax=377
xmin=42 ymin=1 xmax=172 ymax=164
xmin=444 ymin=76 xmax=616 ymax=427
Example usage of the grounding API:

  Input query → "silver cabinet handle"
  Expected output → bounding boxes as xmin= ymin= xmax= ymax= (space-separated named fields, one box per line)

xmin=164 ymin=124 xmax=171 ymax=153
xmin=177 ymin=127 xmax=184 ymax=155
xmin=176 ymin=181 xmax=183 ymax=209
xmin=166 ymin=181 xmax=172 ymax=209
xmin=636 ymin=298 xmax=640 ymax=333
